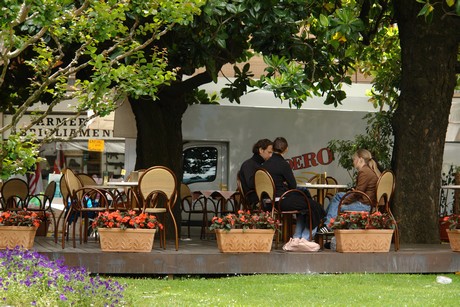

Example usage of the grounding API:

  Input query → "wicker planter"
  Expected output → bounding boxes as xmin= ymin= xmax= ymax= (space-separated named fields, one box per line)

xmin=0 ymin=226 xmax=37 ymax=249
xmin=215 ymin=229 xmax=275 ymax=253
xmin=334 ymin=229 xmax=394 ymax=253
xmin=446 ymin=229 xmax=460 ymax=252
xmin=98 ymin=228 xmax=156 ymax=252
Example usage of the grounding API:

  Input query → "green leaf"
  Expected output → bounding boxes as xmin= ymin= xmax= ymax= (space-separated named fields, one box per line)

xmin=319 ymin=14 xmax=329 ymax=27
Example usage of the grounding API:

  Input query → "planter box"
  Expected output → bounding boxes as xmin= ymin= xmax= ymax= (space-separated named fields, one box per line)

xmin=36 ymin=220 xmax=50 ymax=237
xmin=439 ymin=217 xmax=450 ymax=242
xmin=447 ymin=229 xmax=460 ymax=252
xmin=215 ymin=229 xmax=275 ymax=253
xmin=0 ymin=226 xmax=37 ymax=249
xmin=334 ymin=229 xmax=394 ymax=253
xmin=98 ymin=228 xmax=156 ymax=252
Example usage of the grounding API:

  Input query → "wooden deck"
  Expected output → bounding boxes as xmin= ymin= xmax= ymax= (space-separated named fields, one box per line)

xmin=33 ymin=233 xmax=460 ymax=275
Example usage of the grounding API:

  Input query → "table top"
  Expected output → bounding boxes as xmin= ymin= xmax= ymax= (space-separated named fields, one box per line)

xmin=106 ymin=181 xmax=139 ymax=187
xmin=298 ymin=183 xmax=348 ymax=189
xmin=441 ymin=185 xmax=460 ymax=189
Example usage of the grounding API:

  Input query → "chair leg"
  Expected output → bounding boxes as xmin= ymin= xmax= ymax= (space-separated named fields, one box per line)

xmin=55 ymin=208 xmax=67 ymax=243
xmin=317 ymin=234 xmax=324 ymax=249
xmin=72 ymin=216 xmax=77 ymax=248
xmin=394 ymin=225 xmax=400 ymax=251
xmin=187 ymin=212 xmax=192 ymax=239
xmin=282 ymin=215 xmax=290 ymax=243
xmin=170 ymin=211 xmax=179 ymax=251
xmin=49 ymin=209 xmax=56 ymax=240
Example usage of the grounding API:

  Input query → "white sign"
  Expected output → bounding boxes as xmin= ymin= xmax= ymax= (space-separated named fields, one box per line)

xmin=3 ymin=114 xmax=117 ymax=140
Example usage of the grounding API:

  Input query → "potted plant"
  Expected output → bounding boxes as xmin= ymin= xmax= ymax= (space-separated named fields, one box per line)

xmin=442 ymin=214 xmax=460 ymax=252
xmin=329 ymin=211 xmax=396 ymax=253
xmin=209 ymin=210 xmax=280 ymax=253
xmin=92 ymin=210 xmax=163 ymax=252
xmin=35 ymin=212 xmax=52 ymax=236
xmin=0 ymin=210 xmax=42 ymax=249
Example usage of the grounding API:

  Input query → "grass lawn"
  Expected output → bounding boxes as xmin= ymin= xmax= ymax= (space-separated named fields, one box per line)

xmin=117 ymin=273 xmax=460 ymax=306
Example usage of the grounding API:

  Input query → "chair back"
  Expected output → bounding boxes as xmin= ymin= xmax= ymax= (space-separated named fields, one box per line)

xmin=254 ymin=169 xmax=276 ymax=213
xmin=60 ymin=174 xmax=70 ymax=203
xmin=180 ymin=183 xmax=192 ymax=199
xmin=1 ymin=178 xmax=29 ymax=210
xmin=138 ymin=166 xmax=178 ymax=209
xmin=236 ymin=171 xmax=251 ymax=210
xmin=180 ymin=183 xmax=193 ymax=210
xmin=77 ymin=174 xmax=97 ymax=186
xmin=64 ymin=169 xmax=84 ymax=199
xmin=376 ymin=170 xmax=395 ymax=211
xmin=43 ymin=181 xmax=57 ymax=209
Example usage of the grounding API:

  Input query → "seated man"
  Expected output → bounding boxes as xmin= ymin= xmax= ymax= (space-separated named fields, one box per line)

xmin=239 ymin=139 xmax=273 ymax=209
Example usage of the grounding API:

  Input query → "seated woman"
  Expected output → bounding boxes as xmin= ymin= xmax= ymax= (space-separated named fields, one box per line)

xmin=262 ymin=137 xmax=325 ymax=251
xmin=319 ymin=148 xmax=381 ymax=233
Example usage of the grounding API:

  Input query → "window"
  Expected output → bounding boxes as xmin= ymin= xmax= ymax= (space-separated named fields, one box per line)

xmin=182 ymin=147 xmax=218 ymax=184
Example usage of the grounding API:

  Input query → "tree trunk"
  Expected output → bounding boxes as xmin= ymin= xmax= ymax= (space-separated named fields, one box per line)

xmin=393 ymin=2 xmax=460 ymax=243
xmin=128 ymin=72 xmax=213 ymax=240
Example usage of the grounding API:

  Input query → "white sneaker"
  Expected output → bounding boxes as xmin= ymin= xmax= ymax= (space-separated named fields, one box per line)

xmin=282 ymin=238 xmax=294 ymax=251
xmin=286 ymin=238 xmax=302 ymax=252
xmin=298 ymin=238 xmax=320 ymax=252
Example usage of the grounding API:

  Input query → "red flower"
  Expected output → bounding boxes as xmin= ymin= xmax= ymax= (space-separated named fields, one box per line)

xmin=92 ymin=210 xmax=162 ymax=230
xmin=0 ymin=210 xmax=42 ymax=227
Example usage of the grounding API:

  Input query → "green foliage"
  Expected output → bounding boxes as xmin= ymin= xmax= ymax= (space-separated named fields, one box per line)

xmin=0 ymin=0 xmax=204 ymax=178
xmin=1 ymin=0 xmax=204 ymax=112
xmin=0 ymin=247 xmax=126 ymax=305
xmin=185 ymin=89 xmax=220 ymax=105
xmin=327 ymin=17 xmax=400 ymax=177
xmin=221 ymin=63 xmax=256 ymax=104
xmin=416 ymin=0 xmax=460 ymax=18
xmin=328 ymin=110 xmax=393 ymax=174
xmin=0 ymin=133 xmax=43 ymax=180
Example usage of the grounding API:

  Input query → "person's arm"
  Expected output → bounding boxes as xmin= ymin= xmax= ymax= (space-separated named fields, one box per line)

xmin=282 ymin=163 xmax=297 ymax=189
xmin=342 ymin=169 xmax=370 ymax=204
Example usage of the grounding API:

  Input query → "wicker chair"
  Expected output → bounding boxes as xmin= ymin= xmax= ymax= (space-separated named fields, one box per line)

xmin=0 ymin=178 xmax=29 ymax=211
xmin=138 ymin=166 xmax=179 ymax=250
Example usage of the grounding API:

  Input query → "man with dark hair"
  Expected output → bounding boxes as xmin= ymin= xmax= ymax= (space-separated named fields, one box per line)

xmin=239 ymin=139 xmax=273 ymax=207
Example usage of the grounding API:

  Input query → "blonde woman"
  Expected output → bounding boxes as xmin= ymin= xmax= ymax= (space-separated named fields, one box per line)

xmin=319 ymin=149 xmax=381 ymax=233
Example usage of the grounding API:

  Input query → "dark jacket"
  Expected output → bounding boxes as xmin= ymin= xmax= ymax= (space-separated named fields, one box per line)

xmin=239 ymin=154 xmax=265 ymax=205
xmin=262 ymin=153 xmax=325 ymax=228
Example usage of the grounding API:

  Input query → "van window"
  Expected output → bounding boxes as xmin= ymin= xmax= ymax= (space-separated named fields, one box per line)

xmin=183 ymin=147 xmax=218 ymax=184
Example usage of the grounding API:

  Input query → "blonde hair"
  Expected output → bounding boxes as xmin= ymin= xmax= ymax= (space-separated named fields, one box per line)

xmin=353 ymin=149 xmax=381 ymax=177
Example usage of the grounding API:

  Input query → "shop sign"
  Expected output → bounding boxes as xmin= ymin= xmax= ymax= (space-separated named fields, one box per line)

xmin=2 ymin=114 xmax=118 ymax=140
xmin=88 ymin=139 xmax=105 ymax=152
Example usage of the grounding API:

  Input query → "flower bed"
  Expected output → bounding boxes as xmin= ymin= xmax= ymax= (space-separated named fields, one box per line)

xmin=0 ymin=247 xmax=125 ymax=305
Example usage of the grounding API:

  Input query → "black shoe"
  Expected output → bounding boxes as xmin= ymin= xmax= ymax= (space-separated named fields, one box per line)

xmin=324 ymin=242 xmax=331 ymax=249
xmin=318 ymin=226 xmax=333 ymax=234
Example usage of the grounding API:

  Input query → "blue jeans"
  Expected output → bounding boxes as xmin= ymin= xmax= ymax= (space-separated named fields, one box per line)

xmin=324 ymin=192 xmax=371 ymax=226
xmin=294 ymin=213 xmax=317 ymax=240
